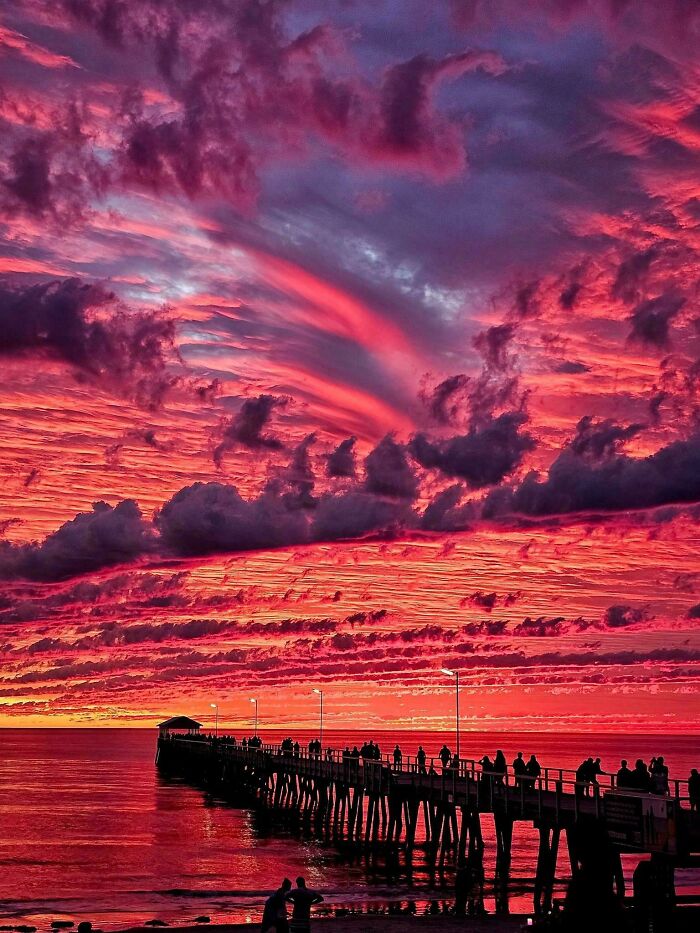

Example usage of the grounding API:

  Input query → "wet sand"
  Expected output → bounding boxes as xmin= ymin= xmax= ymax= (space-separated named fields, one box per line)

xmin=117 ymin=919 xmax=525 ymax=933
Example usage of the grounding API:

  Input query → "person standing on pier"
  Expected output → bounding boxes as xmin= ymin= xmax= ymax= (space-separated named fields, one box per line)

xmin=650 ymin=756 xmax=669 ymax=794
xmin=616 ymin=759 xmax=633 ymax=789
xmin=439 ymin=744 xmax=452 ymax=769
xmin=512 ymin=751 xmax=527 ymax=787
xmin=632 ymin=758 xmax=651 ymax=792
xmin=493 ymin=750 xmax=507 ymax=784
xmin=393 ymin=744 xmax=402 ymax=769
xmin=286 ymin=876 xmax=324 ymax=933
xmin=525 ymin=754 xmax=541 ymax=788
xmin=689 ymin=769 xmax=700 ymax=811
xmin=417 ymin=745 xmax=427 ymax=772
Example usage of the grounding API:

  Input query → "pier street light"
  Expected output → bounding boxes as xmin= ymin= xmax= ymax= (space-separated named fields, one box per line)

xmin=250 ymin=697 xmax=258 ymax=737
xmin=210 ymin=703 xmax=218 ymax=737
xmin=313 ymin=688 xmax=323 ymax=748
xmin=441 ymin=668 xmax=460 ymax=761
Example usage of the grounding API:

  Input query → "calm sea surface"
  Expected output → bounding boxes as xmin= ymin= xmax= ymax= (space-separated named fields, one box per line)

xmin=0 ymin=729 xmax=698 ymax=929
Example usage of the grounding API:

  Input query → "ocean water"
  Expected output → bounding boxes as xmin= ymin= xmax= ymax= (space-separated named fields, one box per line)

xmin=0 ymin=729 xmax=697 ymax=930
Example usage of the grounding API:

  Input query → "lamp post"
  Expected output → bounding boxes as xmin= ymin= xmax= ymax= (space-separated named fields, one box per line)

xmin=441 ymin=668 xmax=460 ymax=761
xmin=210 ymin=702 xmax=218 ymax=737
xmin=313 ymin=688 xmax=323 ymax=748
xmin=250 ymin=697 xmax=258 ymax=737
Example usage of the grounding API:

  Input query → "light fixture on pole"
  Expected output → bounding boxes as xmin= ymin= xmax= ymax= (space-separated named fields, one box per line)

xmin=441 ymin=668 xmax=460 ymax=761
xmin=250 ymin=697 xmax=258 ymax=737
xmin=210 ymin=702 xmax=218 ymax=737
xmin=313 ymin=688 xmax=323 ymax=748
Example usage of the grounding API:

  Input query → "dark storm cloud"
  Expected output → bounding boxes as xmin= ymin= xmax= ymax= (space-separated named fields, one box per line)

xmin=0 ymin=277 xmax=178 ymax=408
xmin=628 ymin=293 xmax=686 ymax=349
xmin=559 ymin=280 xmax=583 ymax=311
xmin=213 ymin=394 xmax=288 ymax=468
xmin=156 ymin=481 xmax=310 ymax=556
xmin=611 ymin=246 xmax=661 ymax=304
xmin=568 ymin=416 xmax=644 ymax=460
xmin=553 ymin=360 xmax=590 ymax=374
xmin=364 ymin=434 xmax=419 ymax=499
xmin=421 ymin=485 xmax=471 ymax=532
xmin=0 ymin=500 xmax=153 ymax=582
xmin=0 ymin=103 xmax=109 ymax=224
xmin=462 ymin=590 xmax=521 ymax=613
xmin=325 ymin=437 xmax=357 ymax=478
xmin=420 ymin=374 xmax=470 ymax=425
xmin=410 ymin=412 xmax=535 ymax=487
xmin=484 ymin=431 xmax=700 ymax=519
xmin=512 ymin=280 xmax=541 ymax=320
xmin=602 ymin=605 xmax=653 ymax=628
xmin=30 ymin=0 xmax=506 ymax=216
xmin=472 ymin=324 xmax=517 ymax=372
xmin=312 ymin=489 xmax=413 ymax=541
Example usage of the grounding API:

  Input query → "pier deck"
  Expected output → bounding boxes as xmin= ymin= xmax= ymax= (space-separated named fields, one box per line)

xmin=156 ymin=736 xmax=699 ymax=918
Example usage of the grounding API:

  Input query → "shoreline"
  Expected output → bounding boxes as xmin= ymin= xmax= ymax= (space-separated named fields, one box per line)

xmin=116 ymin=919 xmax=526 ymax=933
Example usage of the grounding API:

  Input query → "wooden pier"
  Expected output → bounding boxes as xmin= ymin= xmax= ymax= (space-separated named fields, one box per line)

xmin=156 ymin=736 xmax=699 ymax=922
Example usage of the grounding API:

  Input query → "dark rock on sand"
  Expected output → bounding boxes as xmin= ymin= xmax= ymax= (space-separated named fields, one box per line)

xmin=194 ymin=919 xmax=211 ymax=924
xmin=51 ymin=924 xmax=74 ymax=929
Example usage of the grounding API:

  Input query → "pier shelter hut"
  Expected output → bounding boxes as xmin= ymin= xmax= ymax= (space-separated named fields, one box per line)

xmin=158 ymin=716 xmax=202 ymax=737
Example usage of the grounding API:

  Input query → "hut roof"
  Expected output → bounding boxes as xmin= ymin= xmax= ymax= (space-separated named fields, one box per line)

xmin=158 ymin=715 xmax=202 ymax=730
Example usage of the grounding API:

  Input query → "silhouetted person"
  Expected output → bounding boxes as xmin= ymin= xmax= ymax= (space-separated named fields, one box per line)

xmin=512 ymin=751 xmax=526 ymax=787
xmin=616 ymin=759 xmax=633 ymax=789
xmin=286 ymin=875 xmax=323 ymax=933
xmin=632 ymin=758 xmax=651 ymax=792
xmin=393 ymin=744 xmax=402 ymax=768
xmin=417 ymin=745 xmax=427 ymax=772
xmin=526 ymin=754 xmax=541 ymax=788
xmin=262 ymin=877 xmax=292 ymax=933
xmin=650 ymin=755 xmax=669 ymax=795
xmin=351 ymin=745 xmax=359 ymax=758
xmin=689 ymin=769 xmax=700 ymax=812
xmin=575 ymin=758 xmax=589 ymax=797
xmin=242 ymin=737 xmax=248 ymax=749
xmin=591 ymin=757 xmax=604 ymax=782
xmin=493 ymin=750 xmax=506 ymax=784
xmin=480 ymin=754 xmax=494 ymax=773
xmin=439 ymin=744 xmax=452 ymax=769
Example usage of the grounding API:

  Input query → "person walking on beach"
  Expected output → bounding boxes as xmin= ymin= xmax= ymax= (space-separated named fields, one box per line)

xmin=689 ymin=769 xmax=700 ymax=811
xmin=261 ymin=877 xmax=292 ymax=933
xmin=286 ymin=876 xmax=324 ymax=933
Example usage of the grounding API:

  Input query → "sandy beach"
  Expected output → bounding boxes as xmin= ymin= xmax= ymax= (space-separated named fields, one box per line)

xmin=116 ymin=919 xmax=525 ymax=933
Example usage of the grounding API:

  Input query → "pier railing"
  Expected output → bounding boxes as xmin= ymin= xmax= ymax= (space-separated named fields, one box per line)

xmin=159 ymin=735 xmax=693 ymax=812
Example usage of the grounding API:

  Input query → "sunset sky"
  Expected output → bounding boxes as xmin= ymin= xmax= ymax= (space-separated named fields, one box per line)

xmin=1 ymin=0 xmax=699 ymax=732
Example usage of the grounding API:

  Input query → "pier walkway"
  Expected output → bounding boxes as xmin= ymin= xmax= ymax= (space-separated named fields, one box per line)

xmin=156 ymin=736 xmax=699 ymax=916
